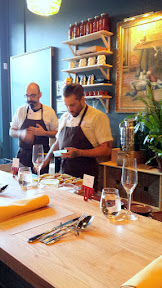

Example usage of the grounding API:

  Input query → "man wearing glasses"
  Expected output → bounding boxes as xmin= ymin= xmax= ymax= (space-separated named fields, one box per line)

xmin=9 ymin=82 xmax=58 ymax=173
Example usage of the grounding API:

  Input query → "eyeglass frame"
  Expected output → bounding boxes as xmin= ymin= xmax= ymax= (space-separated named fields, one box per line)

xmin=24 ymin=92 xmax=40 ymax=98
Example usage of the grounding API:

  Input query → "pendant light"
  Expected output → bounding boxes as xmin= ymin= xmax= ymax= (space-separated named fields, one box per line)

xmin=26 ymin=0 xmax=62 ymax=16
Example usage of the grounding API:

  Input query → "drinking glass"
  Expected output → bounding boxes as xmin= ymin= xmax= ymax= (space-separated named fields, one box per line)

xmin=18 ymin=167 xmax=32 ymax=189
xmin=121 ymin=157 xmax=138 ymax=220
xmin=100 ymin=188 xmax=121 ymax=218
xmin=32 ymin=144 xmax=44 ymax=185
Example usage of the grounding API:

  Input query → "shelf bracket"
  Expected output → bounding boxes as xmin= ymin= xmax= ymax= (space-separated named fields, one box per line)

xmin=101 ymin=35 xmax=111 ymax=51
xmin=99 ymin=98 xmax=110 ymax=113
xmin=67 ymin=44 xmax=77 ymax=56
xmin=100 ymin=67 xmax=110 ymax=80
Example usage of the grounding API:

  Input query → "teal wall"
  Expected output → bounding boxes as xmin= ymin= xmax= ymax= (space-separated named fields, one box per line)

xmin=0 ymin=0 xmax=162 ymax=158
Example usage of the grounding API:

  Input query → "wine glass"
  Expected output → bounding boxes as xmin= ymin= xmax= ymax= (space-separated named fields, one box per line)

xmin=100 ymin=188 xmax=121 ymax=219
xmin=32 ymin=144 xmax=44 ymax=185
xmin=121 ymin=157 xmax=138 ymax=220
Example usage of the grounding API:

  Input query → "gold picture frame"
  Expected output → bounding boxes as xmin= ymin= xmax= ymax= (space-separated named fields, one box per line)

xmin=116 ymin=11 xmax=162 ymax=113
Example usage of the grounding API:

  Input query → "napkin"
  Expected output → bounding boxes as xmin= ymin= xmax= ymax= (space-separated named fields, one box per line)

xmin=0 ymin=194 xmax=49 ymax=222
xmin=121 ymin=256 xmax=162 ymax=288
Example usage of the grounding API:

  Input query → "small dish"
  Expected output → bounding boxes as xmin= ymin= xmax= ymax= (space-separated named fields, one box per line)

xmin=121 ymin=198 xmax=152 ymax=216
xmin=58 ymin=183 xmax=80 ymax=194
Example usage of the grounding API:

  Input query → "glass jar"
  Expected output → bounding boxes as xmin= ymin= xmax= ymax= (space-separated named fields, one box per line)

xmin=68 ymin=24 xmax=75 ymax=39
xmin=99 ymin=13 xmax=109 ymax=31
xmin=80 ymin=20 xmax=87 ymax=36
xmin=86 ymin=18 xmax=93 ymax=35
xmin=93 ymin=16 xmax=100 ymax=33
xmin=73 ymin=22 xmax=80 ymax=38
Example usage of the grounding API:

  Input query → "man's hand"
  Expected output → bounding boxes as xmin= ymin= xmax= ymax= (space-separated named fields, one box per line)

xmin=61 ymin=147 xmax=82 ymax=159
xmin=28 ymin=124 xmax=45 ymax=136
xmin=20 ymin=129 xmax=34 ymax=144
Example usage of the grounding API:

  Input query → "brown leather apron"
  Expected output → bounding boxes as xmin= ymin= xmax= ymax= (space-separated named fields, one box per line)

xmin=17 ymin=105 xmax=50 ymax=174
xmin=59 ymin=105 xmax=99 ymax=191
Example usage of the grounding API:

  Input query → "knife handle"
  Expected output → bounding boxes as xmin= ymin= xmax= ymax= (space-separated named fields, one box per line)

xmin=28 ymin=232 xmax=47 ymax=243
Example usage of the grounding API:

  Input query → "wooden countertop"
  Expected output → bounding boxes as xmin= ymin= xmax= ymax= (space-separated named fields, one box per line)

xmin=101 ymin=161 xmax=162 ymax=175
xmin=0 ymin=171 xmax=162 ymax=288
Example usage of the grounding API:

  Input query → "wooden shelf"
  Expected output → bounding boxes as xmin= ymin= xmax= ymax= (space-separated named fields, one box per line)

xmin=85 ymin=95 xmax=112 ymax=99
xmin=83 ymin=83 xmax=112 ymax=87
xmin=62 ymin=64 xmax=112 ymax=74
xmin=62 ymin=50 xmax=113 ymax=62
xmin=62 ymin=30 xmax=113 ymax=46
xmin=85 ymin=96 xmax=112 ymax=113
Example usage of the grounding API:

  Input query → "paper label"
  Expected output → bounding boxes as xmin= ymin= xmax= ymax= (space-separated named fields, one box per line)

xmin=83 ymin=174 xmax=94 ymax=188
xmin=12 ymin=158 xmax=19 ymax=168
xmin=53 ymin=150 xmax=67 ymax=157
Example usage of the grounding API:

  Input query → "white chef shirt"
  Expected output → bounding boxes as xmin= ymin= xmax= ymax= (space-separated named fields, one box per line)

xmin=10 ymin=104 xmax=58 ymax=132
xmin=57 ymin=105 xmax=113 ymax=147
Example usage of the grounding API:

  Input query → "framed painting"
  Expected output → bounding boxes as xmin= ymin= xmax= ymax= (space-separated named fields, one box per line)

xmin=116 ymin=11 xmax=162 ymax=112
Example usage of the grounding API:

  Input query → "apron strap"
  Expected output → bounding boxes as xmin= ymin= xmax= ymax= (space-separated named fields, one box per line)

xmin=78 ymin=105 xmax=88 ymax=126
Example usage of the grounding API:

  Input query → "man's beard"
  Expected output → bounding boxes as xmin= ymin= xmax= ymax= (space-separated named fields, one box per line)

xmin=27 ymin=101 xmax=36 ymax=109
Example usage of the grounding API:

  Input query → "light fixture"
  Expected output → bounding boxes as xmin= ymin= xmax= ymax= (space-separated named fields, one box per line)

xmin=26 ymin=0 xmax=62 ymax=16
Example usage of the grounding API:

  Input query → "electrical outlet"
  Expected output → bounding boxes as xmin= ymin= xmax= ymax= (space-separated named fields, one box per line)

xmin=56 ymin=81 xmax=64 ymax=97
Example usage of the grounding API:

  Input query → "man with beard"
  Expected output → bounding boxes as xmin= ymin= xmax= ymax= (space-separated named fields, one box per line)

xmin=42 ymin=84 xmax=113 ymax=191
xmin=9 ymin=82 xmax=58 ymax=173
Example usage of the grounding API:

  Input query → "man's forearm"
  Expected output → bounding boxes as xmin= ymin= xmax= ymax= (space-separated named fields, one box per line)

xmin=42 ymin=140 xmax=59 ymax=169
xmin=43 ymin=130 xmax=57 ymax=138
xmin=79 ymin=141 xmax=112 ymax=158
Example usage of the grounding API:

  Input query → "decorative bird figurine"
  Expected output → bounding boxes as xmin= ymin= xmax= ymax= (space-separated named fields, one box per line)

xmin=139 ymin=32 xmax=146 ymax=44
xmin=125 ymin=89 xmax=137 ymax=98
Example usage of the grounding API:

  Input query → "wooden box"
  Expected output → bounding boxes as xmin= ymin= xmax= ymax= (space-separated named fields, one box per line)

xmin=75 ymin=46 xmax=107 ymax=56
xmin=111 ymin=148 xmax=121 ymax=163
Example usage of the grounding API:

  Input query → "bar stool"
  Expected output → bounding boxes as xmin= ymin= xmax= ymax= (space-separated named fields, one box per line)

xmin=150 ymin=211 xmax=162 ymax=222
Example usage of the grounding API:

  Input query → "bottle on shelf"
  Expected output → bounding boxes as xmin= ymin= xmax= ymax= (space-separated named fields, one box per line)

xmin=80 ymin=20 xmax=87 ymax=37
xmin=92 ymin=16 xmax=100 ymax=33
xmin=99 ymin=13 xmax=109 ymax=31
xmin=86 ymin=18 xmax=94 ymax=35
xmin=68 ymin=24 xmax=75 ymax=39
xmin=73 ymin=22 xmax=80 ymax=38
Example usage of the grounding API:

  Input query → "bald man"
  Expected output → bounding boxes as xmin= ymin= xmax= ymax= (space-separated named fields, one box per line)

xmin=9 ymin=82 xmax=58 ymax=173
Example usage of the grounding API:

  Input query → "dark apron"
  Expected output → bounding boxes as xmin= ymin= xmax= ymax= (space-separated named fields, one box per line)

xmin=59 ymin=105 xmax=99 ymax=191
xmin=17 ymin=105 xmax=50 ymax=174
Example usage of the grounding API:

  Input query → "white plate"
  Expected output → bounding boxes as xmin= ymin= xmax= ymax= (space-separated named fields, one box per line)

xmin=41 ymin=179 xmax=59 ymax=187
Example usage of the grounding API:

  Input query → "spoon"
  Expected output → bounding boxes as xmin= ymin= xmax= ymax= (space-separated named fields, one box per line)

xmin=45 ymin=215 xmax=94 ymax=245
xmin=39 ymin=214 xmax=86 ymax=243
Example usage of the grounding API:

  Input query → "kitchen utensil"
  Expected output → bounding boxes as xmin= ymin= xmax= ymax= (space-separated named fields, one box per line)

xmin=0 ymin=184 xmax=8 ymax=193
xmin=28 ymin=216 xmax=81 ymax=243
xmin=45 ymin=215 xmax=94 ymax=245
xmin=119 ymin=118 xmax=135 ymax=151
xmin=40 ymin=214 xmax=87 ymax=243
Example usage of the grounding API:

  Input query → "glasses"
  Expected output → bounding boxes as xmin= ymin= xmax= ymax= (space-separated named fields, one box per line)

xmin=24 ymin=93 xmax=39 ymax=98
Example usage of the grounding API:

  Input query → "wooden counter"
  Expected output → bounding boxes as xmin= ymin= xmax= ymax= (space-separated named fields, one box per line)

xmin=0 ymin=170 xmax=162 ymax=288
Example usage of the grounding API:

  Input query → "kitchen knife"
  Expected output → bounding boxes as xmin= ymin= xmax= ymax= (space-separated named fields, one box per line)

xmin=28 ymin=216 xmax=80 ymax=243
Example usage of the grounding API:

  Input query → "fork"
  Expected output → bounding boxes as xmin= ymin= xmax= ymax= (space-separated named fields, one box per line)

xmin=40 ymin=213 xmax=87 ymax=243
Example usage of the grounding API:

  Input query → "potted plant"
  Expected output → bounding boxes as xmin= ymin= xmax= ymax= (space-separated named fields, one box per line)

xmin=134 ymin=83 xmax=162 ymax=172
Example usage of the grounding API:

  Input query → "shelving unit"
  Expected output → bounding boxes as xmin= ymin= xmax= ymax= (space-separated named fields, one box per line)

xmin=62 ymin=30 xmax=113 ymax=112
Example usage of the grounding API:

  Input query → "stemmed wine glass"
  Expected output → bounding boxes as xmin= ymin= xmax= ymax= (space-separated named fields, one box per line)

xmin=32 ymin=144 xmax=44 ymax=185
xmin=121 ymin=157 xmax=138 ymax=221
